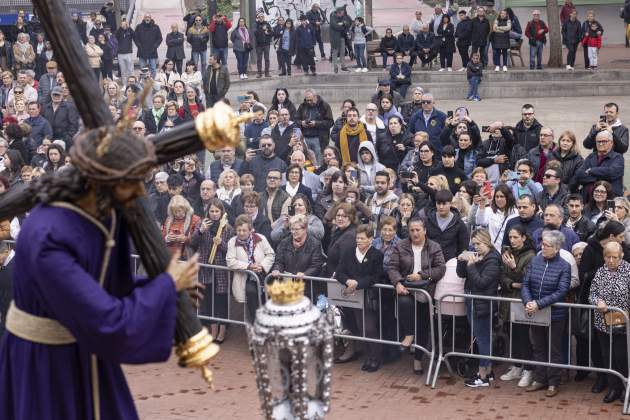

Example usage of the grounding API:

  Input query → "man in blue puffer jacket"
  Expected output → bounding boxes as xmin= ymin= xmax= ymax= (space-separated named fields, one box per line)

xmin=521 ymin=230 xmax=571 ymax=398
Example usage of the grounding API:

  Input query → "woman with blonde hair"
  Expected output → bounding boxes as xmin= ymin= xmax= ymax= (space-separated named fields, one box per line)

xmin=13 ymin=99 xmax=29 ymax=123
xmin=216 ymin=168 xmax=241 ymax=205
xmin=161 ymin=194 xmax=201 ymax=257
xmin=550 ymin=130 xmax=584 ymax=184
xmin=457 ymin=227 xmax=501 ymax=387
xmin=12 ymin=32 xmax=35 ymax=71
xmin=103 ymin=81 xmax=124 ymax=108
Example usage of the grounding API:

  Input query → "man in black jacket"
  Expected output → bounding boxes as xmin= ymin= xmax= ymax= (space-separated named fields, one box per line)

xmin=295 ymin=89 xmax=334 ymax=163
xmin=209 ymin=14 xmax=231 ymax=65
xmin=470 ymin=7 xmax=491 ymax=67
xmin=582 ymin=102 xmax=629 ymax=154
xmin=306 ymin=3 xmax=326 ymax=59
xmin=455 ymin=9 xmax=472 ymax=69
xmin=271 ymin=108 xmax=299 ymax=161
xmin=564 ymin=194 xmax=595 ymax=242
xmin=115 ymin=19 xmax=135 ymax=81
xmin=71 ymin=12 xmax=87 ymax=44
xmin=425 ymin=190 xmax=469 ymax=262
xmin=254 ymin=13 xmax=274 ymax=78
xmin=502 ymin=194 xmax=544 ymax=246
xmin=513 ymin=103 xmax=543 ymax=152
xmin=239 ymin=135 xmax=288 ymax=192
xmin=133 ymin=14 xmax=163 ymax=78
xmin=41 ymin=87 xmax=79 ymax=149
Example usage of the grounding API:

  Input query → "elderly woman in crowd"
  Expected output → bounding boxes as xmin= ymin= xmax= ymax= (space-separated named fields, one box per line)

xmin=162 ymin=194 xmax=200 ymax=257
xmin=389 ymin=217 xmax=446 ymax=374
xmin=457 ymin=228 xmax=501 ymax=387
xmin=335 ymin=224 xmax=385 ymax=372
xmin=271 ymin=193 xmax=324 ymax=243
xmin=271 ymin=213 xmax=325 ymax=298
xmin=103 ymin=81 xmax=124 ymax=108
xmin=12 ymin=33 xmax=35 ymax=71
xmin=589 ymin=242 xmax=630 ymax=404
xmin=576 ymin=220 xmax=630 ymax=388
xmin=216 ymin=168 xmax=241 ymax=205
xmin=499 ymin=225 xmax=536 ymax=387
xmin=521 ymin=230 xmax=571 ymax=397
xmin=226 ymin=214 xmax=275 ymax=322
xmin=191 ymin=198 xmax=234 ymax=343
xmin=84 ymin=35 xmax=103 ymax=80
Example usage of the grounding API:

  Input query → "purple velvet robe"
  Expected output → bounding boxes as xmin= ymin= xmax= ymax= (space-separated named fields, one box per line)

xmin=0 ymin=204 xmax=177 ymax=420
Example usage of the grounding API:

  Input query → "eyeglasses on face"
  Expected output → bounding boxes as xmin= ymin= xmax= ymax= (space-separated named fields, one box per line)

xmin=421 ymin=100 xmax=432 ymax=104
xmin=543 ymin=173 xmax=558 ymax=179
xmin=267 ymin=176 xmax=280 ymax=180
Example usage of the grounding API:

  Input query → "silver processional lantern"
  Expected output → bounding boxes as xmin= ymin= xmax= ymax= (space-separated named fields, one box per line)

xmin=246 ymin=280 xmax=334 ymax=420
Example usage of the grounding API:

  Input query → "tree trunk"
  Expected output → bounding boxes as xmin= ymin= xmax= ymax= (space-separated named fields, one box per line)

xmin=546 ymin=0 xmax=562 ymax=67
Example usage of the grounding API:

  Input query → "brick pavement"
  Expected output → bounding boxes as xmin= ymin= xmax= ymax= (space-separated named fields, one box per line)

xmin=127 ymin=326 xmax=627 ymax=420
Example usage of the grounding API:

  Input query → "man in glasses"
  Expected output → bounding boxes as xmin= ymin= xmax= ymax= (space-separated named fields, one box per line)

xmin=539 ymin=167 xmax=569 ymax=212
xmin=527 ymin=127 xmax=557 ymax=183
xmin=131 ymin=121 xmax=147 ymax=137
xmin=573 ymin=130 xmax=624 ymax=197
xmin=408 ymin=93 xmax=447 ymax=155
xmin=513 ymin=103 xmax=543 ymax=152
xmin=239 ymin=134 xmax=288 ymax=192
xmin=260 ymin=168 xmax=291 ymax=225
xmin=360 ymin=103 xmax=385 ymax=142
xmin=8 ymin=71 xmax=37 ymax=106
xmin=582 ymin=102 xmax=628 ymax=154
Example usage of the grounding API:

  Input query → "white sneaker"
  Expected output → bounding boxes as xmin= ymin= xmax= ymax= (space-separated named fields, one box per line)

xmin=458 ymin=67 xmax=466 ymax=71
xmin=518 ymin=370 xmax=534 ymax=388
xmin=439 ymin=68 xmax=445 ymax=72
xmin=495 ymin=66 xmax=500 ymax=72
xmin=500 ymin=366 xmax=523 ymax=381
xmin=502 ymin=66 xmax=508 ymax=72
xmin=243 ymin=74 xmax=248 ymax=79
xmin=362 ymin=67 xmax=368 ymax=72
xmin=239 ymin=74 xmax=244 ymax=80
xmin=447 ymin=67 xmax=453 ymax=72
xmin=566 ymin=65 xmax=571 ymax=70
xmin=355 ymin=68 xmax=361 ymax=72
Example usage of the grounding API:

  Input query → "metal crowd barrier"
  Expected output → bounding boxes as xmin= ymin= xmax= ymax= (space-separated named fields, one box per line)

xmin=131 ymin=255 xmax=262 ymax=326
xmin=432 ymin=293 xmax=630 ymax=415
xmin=263 ymin=273 xmax=436 ymax=385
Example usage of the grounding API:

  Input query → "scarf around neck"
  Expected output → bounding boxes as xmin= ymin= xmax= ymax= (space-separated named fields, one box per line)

xmin=339 ymin=122 xmax=368 ymax=164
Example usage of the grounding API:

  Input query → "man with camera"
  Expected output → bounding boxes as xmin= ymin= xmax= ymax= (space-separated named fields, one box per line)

xmin=209 ymin=13 xmax=232 ymax=65
xmin=239 ymin=135 xmax=288 ymax=193
xmin=582 ymin=103 xmax=628 ymax=154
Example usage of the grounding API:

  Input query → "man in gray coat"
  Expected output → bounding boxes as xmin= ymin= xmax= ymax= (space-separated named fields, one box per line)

xmin=329 ymin=6 xmax=351 ymax=73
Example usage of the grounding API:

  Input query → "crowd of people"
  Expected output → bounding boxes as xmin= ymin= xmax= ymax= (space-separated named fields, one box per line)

xmin=0 ymin=3 xmax=629 ymax=405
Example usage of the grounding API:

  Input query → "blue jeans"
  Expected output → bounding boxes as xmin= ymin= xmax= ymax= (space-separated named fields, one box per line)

xmin=467 ymin=76 xmax=480 ymax=99
xmin=234 ymin=50 xmax=249 ymax=75
xmin=304 ymin=136 xmax=322 ymax=166
xmin=466 ymin=299 xmax=492 ymax=368
xmin=354 ymin=43 xmax=366 ymax=68
xmin=138 ymin=57 xmax=157 ymax=78
xmin=529 ymin=41 xmax=544 ymax=69
xmin=493 ymin=48 xmax=508 ymax=67
xmin=212 ymin=47 xmax=228 ymax=65
xmin=192 ymin=50 xmax=207 ymax=72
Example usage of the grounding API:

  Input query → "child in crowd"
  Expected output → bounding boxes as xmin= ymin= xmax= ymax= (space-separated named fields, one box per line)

xmin=466 ymin=52 xmax=483 ymax=101
xmin=582 ymin=22 xmax=602 ymax=70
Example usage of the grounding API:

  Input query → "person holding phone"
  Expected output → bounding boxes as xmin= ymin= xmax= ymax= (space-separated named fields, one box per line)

xmin=456 ymin=228 xmax=501 ymax=387
xmin=499 ymin=225 xmax=536 ymax=387
xmin=162 ymin=195 xmax=201 ymax=257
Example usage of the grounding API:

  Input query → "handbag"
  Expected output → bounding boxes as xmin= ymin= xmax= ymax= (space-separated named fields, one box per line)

xmin=571 ymin=307 xmax=591 ymax=338
xmin=604 ymin=311 xmax=626 ymax=334
xmin=243 ymin=42 xmax=253 ymax=51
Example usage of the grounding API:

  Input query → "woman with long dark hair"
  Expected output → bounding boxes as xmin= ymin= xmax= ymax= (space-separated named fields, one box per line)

xmin=269 ymin=88 xmax=297 ymax=119
xmin=191 ymin=197 xmax=234 ymax=343
xmin=437 ymin=14 xmax=455 ymax=71
xmin=473 ymin=183 xmax=518 ymax=251
xmin=230 ymin=18 xmax=252 ymax=80
xmin=584 ymin=180 xmax=614 ymax=226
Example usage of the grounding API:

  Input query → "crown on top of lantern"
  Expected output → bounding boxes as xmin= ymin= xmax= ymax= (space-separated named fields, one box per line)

xmin=267 ymin=279 xmax=305 ymax=305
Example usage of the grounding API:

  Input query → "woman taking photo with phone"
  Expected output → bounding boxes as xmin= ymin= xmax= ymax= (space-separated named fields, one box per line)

xmin=456 ymin=228 xmax=501 ymax=387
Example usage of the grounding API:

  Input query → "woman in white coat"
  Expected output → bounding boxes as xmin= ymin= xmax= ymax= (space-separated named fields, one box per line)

xmin=226 ymin=214 xmax=275 ymax=322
